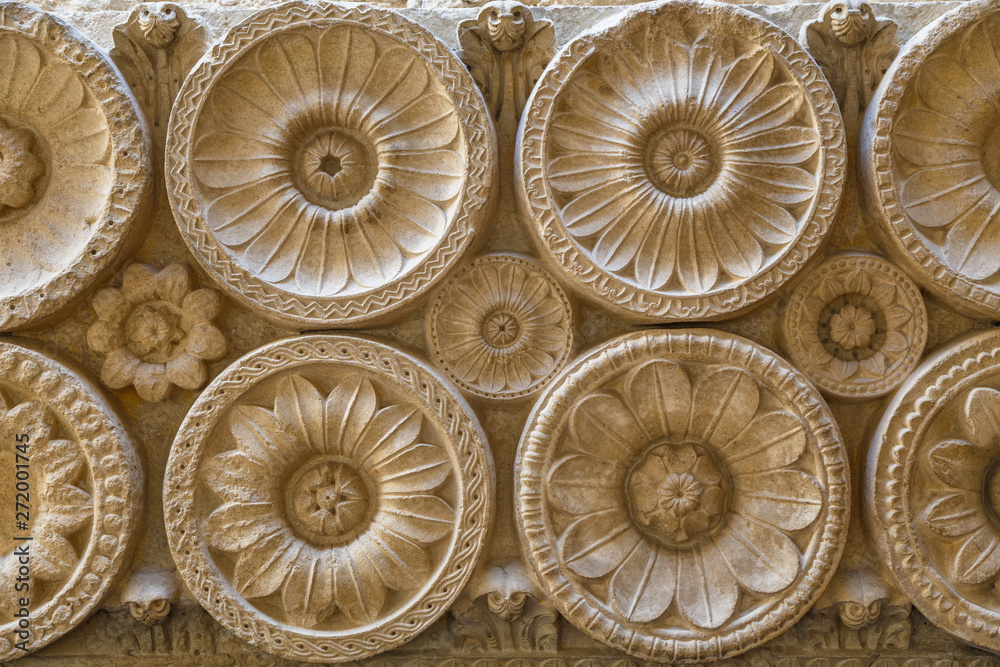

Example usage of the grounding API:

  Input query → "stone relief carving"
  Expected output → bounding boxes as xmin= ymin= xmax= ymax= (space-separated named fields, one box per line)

xmin=458 ymin=1 xmax=555 ymax=119
xmin=164 ymin=335 xmax=493 ymax=662
xmin=516 ymin=329 xmax=849 ymax=661
xmin=110 ymin=2 xmax=211 ymax=192
xmin=802 ymin=0 xmax=898 ymax=132
xmin=517 ymin=0 xmax=846 ymax=321
xmin=427 ymin=252 xmax=574 ymax=403
xmin=0 ymin=2 xmax=153 ymax=331
xmin=862 ymin=0 xmax=1000 ymax=318
xmin=9 ymin=0 xmax=1000 ymax=664
xmin=780 ymin=251 xmax=927 ymax=401
xmin=0 ymin=339 xmax=142 ymax=659
xmin=166 ymin=1 xmax=496 ymax=329
xmin=87 ymin=262 xmax=227 ymax=402
xmin=867 ymin=328 xmax=1000 ymax=654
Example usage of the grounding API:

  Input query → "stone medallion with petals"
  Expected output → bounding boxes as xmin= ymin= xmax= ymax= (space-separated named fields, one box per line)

xmin=867 ymin=328 xmax=1000 ymax=653
xmin=516 ymin=329 xmax=848 ymax=661
xmin=164 ymin=335 xmax=491 ymax=662
xmin=87 ymin=263 xmax=227 ymax=402
xmin=167 ymin=2 xmax=495 ymax=328
xmin=0 ymin=3 xmax=152 ymax=331
xmin=427 ymin=253 xmax=574 ymax=402
xmin=782 ymin=252 xmax=928 ymax=401
xmin=863 ymin=0 xmax=1000 ymax=318
xmin=0 ymin=339 xmax=142 ymax=659
xmin=517 ymin=0 xmax=845 ymax=321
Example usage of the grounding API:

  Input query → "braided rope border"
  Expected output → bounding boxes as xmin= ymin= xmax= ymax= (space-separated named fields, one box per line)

xmin=163 ymin=335 xmax=492 ymax=662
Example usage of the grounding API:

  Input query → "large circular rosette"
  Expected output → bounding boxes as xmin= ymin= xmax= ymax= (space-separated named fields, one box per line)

xmin=516 ymin=329 xmax=848 ymax=661
xmin=0 ymin=338 xmax=143 ymax=659
xmin=517 ymin=0 xmax=845 ymax=322
xmin=867 ymin=328 xmax=1000 ymax=653
xmin=862 ymin=0 xmax=1000 ymax=318
xmin=167 ymin=1 xmax=495 ymax=329
xmin=164 ymin=335 xmax=492 ymax=662
xmin=0 ymin=3 xmax=152 ymax=331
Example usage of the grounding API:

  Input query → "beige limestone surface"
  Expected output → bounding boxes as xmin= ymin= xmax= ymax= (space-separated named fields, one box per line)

xmin=0 ymin=0 xmax=999 ymax=665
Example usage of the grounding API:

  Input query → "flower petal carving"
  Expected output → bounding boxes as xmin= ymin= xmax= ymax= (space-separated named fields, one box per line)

xmin=517 ymin=0 xmax=844 ymax=321
xmin=165 ymin=335 xmax=490 ymax=662
xmin=517 ymin=329 xmax=848 ymax=661
xmin=168 ymin=4 xmax=495 ymax=328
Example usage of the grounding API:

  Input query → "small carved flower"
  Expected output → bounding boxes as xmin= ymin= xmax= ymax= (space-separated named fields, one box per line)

xmin=895 ymin=12 xmax=1000 ymax=280
xmin=0 ymin=118 xmax=44 ymax=213
xmin=201 ymin=374 xmax=455 ymax=628
xmin=87 ymin=263 xmax=226 ymax=402
xmin=828 ymin=304 xmax=877 ymax=350
xmin=0 ymin=393 xmax=91 ymax=608
xmin=922 ymin=387 xmax=1000 ymax=585
xmin=802 ymin=264 xmax=912 ymax=381
xmin=429 ymin=254 xmax=573 ymax=400
xmin=547 ymin=361 xmax=821 ymax=628
xmin=547 ymin=30 xmax=820 ymax=293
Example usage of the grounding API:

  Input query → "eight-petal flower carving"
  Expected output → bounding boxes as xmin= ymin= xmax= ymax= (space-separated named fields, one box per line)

xmin=547 ymin=29 xmax=820 ymax=293
xmin=190 ymin=24 xmax=464 ymax=296
xmin=547 ymin=360 xmax=821 ymax=629
xmin=895 ymin=12 xmax=1000 ymax=280
xmin=88 ymin=263 xmax=227 ymax=402
xmin=201 ymin=374 xmax=455 ymax=628
xmin=0 ymin=391 xmax=92 ymax=609
xmin=922 ymin=387 xmax=1000 ymax=585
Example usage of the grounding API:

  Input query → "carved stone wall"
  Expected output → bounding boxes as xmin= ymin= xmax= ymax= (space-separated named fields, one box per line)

xmin=2 ymin=0 xmax=1000 ymax=665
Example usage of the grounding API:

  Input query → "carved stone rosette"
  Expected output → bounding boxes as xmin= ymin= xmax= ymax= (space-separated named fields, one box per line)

xmin=0 ymin=339 xmax=143 ymax=659
xmin=866 ymin=328 xmax=1000 ymax=653
xmin=861 ymin=0 xmax=1000 ymax=318
xmin=516 ymin=329 xmax=849 ymax=661
xmin=427 ymin=253 xmax=574 ymax=403
xmin=163 ymin=335 xmax=493 ymax=662
xmin=166 ymin=2 xmax=496 ymax=329
xmin=516 ymin=0 xmax=846 ymax=322
xmin=0 ymin=2 xmax=153 ymax=331
xmin=780 ymin=251 xmax=927 ymax=401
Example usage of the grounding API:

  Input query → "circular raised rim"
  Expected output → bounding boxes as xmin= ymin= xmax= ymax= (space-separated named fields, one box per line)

xmin=860 ymin=0 xmax=1000 ymax=319
xmin=426 ymin=252 xmax=575 ymax=402
xmin=0 ymin=338 xmax=143 ymax=659
xmin=0 ymin=2 xmax=152 ymax=332
xmin=163 ymin=334 xmax=493 ymax=662
xmin=866 ymin=327 xmax=1000 ymax=652
xmin=515 ymin=328 xmax=849 ymax=662
xmin=166 ymin=0 xmax=496 ymax=330
xmin=781 ymin=251 xmax=928 ymax=400
xmin=515 ymin=0 xmax=846 ymax=323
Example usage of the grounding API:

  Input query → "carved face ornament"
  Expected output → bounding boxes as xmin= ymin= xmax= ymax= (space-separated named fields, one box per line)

xmin=827 ymin=1 xmax=872 ymax=46
xmin=200 ymin=373 xmax=455 ymax=628
xmin=138 ymin=3 xmax=180 ymax=49
xmin=485 ymin=2 xmax=527 ymax=52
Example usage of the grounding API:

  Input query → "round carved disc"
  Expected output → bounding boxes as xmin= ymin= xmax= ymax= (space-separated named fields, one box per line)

xmin=516 ymin=0 xmax=845 ymax=322
xmin=0 ymin=3 xmax=153 ymax=331
xmin=515 ymin=329 xmax=849 ymax=662
xmin=164 ymin=335 xmax=493 ymax=662
xmin=867 ymin=328 xmax=1000 ymax=653
xmin=781 ymin=251 xmax=928 ymax=401
xmin=862 ymin=0 xmax=1000 ymax=318
xmin=0 ymin=338 xmax=143 ymax=659
xmin=427 ymin=253 xmax=574 ymax=402
xmin=167 ymin=2 xmax=496 ymax=329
